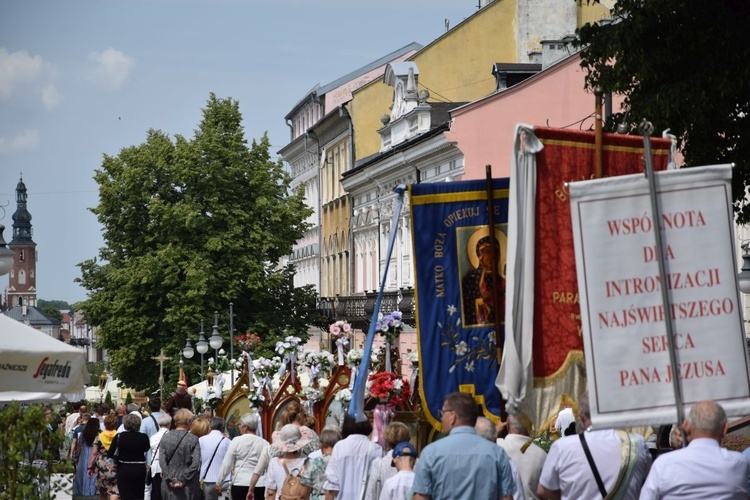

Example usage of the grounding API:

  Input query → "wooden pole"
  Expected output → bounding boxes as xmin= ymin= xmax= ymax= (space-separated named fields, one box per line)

xmin=485 ymin=165 xmax=503 ymax=367
xmin=594 ymin=86 xmax=604 ymax=178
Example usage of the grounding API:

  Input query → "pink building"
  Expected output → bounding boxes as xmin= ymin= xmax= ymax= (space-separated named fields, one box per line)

xmin=447 ymin=51 xmax=624 ymax=180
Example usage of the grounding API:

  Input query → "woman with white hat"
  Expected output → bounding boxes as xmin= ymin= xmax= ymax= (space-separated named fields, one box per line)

xmin=264 ymin=424 xmax=312 ymax=500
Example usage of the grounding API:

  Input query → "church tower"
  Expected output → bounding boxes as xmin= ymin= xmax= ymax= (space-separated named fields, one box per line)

xmin=6 ymin=176 xmax=37 ymax=307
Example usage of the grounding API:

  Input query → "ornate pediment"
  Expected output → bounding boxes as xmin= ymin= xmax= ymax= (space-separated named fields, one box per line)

xmin=380 ymin=62 xmax=432 ymax=151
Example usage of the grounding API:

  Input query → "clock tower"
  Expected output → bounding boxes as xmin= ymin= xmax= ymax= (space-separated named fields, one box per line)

xmin=6 ymin=175 xmax=37 ymax=308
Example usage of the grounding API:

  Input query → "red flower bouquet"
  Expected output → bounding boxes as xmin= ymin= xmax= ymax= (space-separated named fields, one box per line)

xmin=366 ymin=371 xmax=411 ymax=407
xmin=235 ymin=332 xmax=261 ymax=351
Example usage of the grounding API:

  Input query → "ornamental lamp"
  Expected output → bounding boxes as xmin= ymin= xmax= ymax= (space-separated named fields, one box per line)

xmin=209 ymin=311 xmax=223 ymax=350
xmin=183 ymin=338 xmax=195 ymax=359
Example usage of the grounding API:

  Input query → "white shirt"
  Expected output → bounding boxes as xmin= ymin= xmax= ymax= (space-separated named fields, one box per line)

xmin=365 ymin=451 xmax=396 ymax=500
xmin=378 ymin=470 xmax=414 ymax=500
xmin=65 ymin=412 xmax=80 ymax=434
xmin=639 ymin=438 xmax=749 ymax=499
xmin=149 ymin=428 xmax=168 ymax=475
xmin=199 ymin=430 xmax=231 ymax=483
xmin=497 ymin=434 xmax=547 ymax=499
xmin=539 ymin=429 xmax=651 ymax=500
xmin=508 ymin=459 xmax=526 ymax=500
xmin=325 ymin=434 xmax=384 ymax=499
xmin=216 ymin=433 xmax=269 ymax=487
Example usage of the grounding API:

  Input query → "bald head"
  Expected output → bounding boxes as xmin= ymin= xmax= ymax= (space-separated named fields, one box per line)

xmin=685 ymin=401 xmax=727 ymax=441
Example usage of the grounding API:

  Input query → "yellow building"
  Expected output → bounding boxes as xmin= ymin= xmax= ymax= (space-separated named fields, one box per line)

xmin=350 ymin=0 xmax=614 ymax=161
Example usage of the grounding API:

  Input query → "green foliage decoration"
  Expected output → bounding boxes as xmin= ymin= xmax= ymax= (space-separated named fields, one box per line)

xmin=0 ymin=403 xmax=65 ymax=499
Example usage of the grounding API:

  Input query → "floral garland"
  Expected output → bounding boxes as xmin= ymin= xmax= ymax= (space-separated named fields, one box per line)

xmin=376 ymin=310 xmax=403 ymax=344
xmin=366 ymin=371 xmax=411 ymax=407
xmin=329 ymin=320 xmax=352 ymax=339
xmin=235 ymin=332 xmax=261 ymax=352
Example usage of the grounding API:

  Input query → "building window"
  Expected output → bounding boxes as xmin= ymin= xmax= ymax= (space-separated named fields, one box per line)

xmin=19 ymin=269 xmax=26 ymax=285
xmin=19 ymin=249 xmax=25 ymax=262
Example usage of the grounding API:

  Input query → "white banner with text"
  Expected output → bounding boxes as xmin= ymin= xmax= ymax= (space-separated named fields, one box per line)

xmin=569 ymin=164 xmax=750 ymax=428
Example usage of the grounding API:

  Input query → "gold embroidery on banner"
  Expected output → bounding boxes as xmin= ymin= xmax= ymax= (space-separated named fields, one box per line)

xmin=539 ymin=138 xmax=670 ymax=155
xmin=533 ymin=350 xmax=586 ymax=388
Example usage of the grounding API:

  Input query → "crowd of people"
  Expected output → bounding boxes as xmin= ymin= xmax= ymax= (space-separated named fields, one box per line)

xmin=53 ymin=383 xmax=750 ymax=500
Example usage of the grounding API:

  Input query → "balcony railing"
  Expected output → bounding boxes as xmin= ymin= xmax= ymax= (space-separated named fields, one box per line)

xmin=317 ymin=287 xmax=415 ymax=330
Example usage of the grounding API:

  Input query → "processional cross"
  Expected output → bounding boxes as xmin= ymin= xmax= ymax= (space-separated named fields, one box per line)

xmin=152 ymin=349 xmax=171 ymax=400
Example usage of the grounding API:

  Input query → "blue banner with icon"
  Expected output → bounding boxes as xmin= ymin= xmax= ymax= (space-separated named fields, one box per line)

xmin=409 ymin=178 xmax=509 ymax=430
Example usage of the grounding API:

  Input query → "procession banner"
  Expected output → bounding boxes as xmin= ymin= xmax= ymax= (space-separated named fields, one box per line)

xmin=569 ymin=164 xmax=750 ymax=427
xmin=498 ymin=125 xmax=672 ymax=431
xmin=410 ymin=178 xmax=509 ymax=430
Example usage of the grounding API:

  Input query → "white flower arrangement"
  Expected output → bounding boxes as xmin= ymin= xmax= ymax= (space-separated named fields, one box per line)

xmin=253 ymin=356 xmax=282 ymax=379
xmin=335 ymin=388 xmax=352 ymax=404
xmin=371 ymin=346 xmax=382 ymax=364
xmin=300 ymin=385 xmax=323 ymax=402
xmin=275 ymin=335 xmax=303 ymax=358
xmin=247 ymin=390 xmax=265 ymax=408
xmin=346 ymin=348 xmax=363 ymax=367
xmin=407 ymin=350 xmax=419 ymax=364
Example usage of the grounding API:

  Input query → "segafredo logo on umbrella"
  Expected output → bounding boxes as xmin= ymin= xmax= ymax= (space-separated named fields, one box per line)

xmin=33 ymin=357 xmax=73 ymax=380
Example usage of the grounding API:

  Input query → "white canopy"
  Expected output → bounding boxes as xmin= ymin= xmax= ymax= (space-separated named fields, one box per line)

xmin=0 ymin=314 xmax=91 ymax=402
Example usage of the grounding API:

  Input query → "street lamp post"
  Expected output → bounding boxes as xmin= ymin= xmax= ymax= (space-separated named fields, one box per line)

xmin=209 ymin=310 xmax=224 ymax=362
xmin=229 ymin=303 xmax=235 ymax=386
xmin=183 ymin=322 xmax=210 ymax=380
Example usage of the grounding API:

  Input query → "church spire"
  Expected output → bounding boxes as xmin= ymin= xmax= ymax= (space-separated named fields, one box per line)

xmin=11 ymin=174 xmax=34 ymax=245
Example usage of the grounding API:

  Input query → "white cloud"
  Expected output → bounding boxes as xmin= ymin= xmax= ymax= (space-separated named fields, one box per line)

xmin=41 ymin=84 xmax=62 ymax=109
xmin=0 ymin=130 xmax=40 ymax=153
xmin=0 ymin=47 xmax=44 ymax=96
xmin=87 ymin=48 xmax=136 ymax=90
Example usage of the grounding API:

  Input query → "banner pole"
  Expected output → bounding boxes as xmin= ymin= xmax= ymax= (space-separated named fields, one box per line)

xmin=594 ymin=87 xmax=604 ymax=178
xmin=639 ymin=119 xmax=686 ymax=444
xmin=485 ymin=165 xmax=503 ymax=367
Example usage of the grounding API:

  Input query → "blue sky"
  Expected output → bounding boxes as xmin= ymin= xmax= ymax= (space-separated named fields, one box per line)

xmin=0 ymin=0 xmax=476 ymax=304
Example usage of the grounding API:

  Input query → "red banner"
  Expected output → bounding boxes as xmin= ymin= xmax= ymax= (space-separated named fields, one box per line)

xmin=532 ymin=128 xmax=671 ymax=380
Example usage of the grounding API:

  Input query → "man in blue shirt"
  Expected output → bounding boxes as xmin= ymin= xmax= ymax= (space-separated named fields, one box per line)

xmin=412 ymin=392 xmax=515 ymax=500
xmin=140 ymin=396 xmax=163 ymax=438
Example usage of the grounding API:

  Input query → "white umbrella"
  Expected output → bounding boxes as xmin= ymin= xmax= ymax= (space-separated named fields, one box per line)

xmin=0 ymin=314 xmax=90 ymax=402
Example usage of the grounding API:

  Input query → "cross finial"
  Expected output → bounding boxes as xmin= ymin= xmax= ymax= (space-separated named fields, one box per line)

xmin=152 ymin=349 xmax=170 ymax=364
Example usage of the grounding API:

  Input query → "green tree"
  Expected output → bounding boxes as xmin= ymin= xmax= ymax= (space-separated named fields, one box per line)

xmin=37 ymin=299 xmax=71 ymax=311
xmin=575 ymin=0 xmax=750 ymax=222
xmin=76 ymin=94 xmax=316 ymax=390
xmin=38 ymin=302 xmax=63 ymax=322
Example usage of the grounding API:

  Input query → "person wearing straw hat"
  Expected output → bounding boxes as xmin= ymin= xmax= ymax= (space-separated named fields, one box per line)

xmin=264 ymin=424 xmax=313 ymax=500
